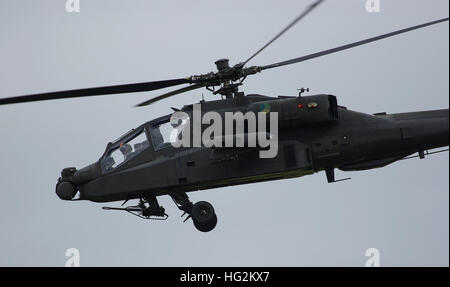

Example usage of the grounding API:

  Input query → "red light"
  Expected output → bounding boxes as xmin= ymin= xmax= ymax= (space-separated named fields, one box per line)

xmin=298 ymin=104 xmax=303 ymax=108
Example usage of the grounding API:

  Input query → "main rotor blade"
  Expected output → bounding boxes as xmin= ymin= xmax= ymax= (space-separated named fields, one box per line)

xmin=0 ymin=78 xmax=190 ymax=106
xmin=135 ymin=84 xmax=206 ymax=107
xmin=261 ymin=17 xmax=449 ymax=70
xmin=242 ymin=0 xmax=324 ymax=66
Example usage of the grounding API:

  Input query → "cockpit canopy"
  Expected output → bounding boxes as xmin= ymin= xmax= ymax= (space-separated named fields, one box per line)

xmin=101 ymin=127 xmax=149 ymax=173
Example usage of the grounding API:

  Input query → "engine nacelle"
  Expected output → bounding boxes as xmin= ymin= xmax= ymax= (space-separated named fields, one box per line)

xmin=248 ymin=94 xmax=339 ymax=128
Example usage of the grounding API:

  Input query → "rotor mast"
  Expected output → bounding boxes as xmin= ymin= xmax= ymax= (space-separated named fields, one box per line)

xmin=212 ymin=58 xmax=243 ymax=99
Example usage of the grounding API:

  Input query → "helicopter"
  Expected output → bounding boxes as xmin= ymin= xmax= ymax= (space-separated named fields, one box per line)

xmin=0 ymin=0 xmax=448 ymax=232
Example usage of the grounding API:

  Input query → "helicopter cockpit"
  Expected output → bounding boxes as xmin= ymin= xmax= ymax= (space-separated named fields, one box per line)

xmin=101 ymin=127 xmax=150 ymax=173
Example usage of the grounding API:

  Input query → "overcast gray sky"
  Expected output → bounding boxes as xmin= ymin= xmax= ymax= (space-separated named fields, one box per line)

xmin=0 ymin=0 xmax=448 ymax=267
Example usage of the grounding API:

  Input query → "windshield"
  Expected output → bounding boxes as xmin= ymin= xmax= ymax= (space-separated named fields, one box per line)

xmin=151 ymin=121 xmax=174 ymax=150
xmin=150 ymin=113 xmax=190 ymax=150
xmin=101 ymin=129 xmax=149 ymax=172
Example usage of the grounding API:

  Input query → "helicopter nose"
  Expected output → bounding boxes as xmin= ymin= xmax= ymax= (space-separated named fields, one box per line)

xmin=55 ymin=163 xmax=100 ymax=200
xmin=55 ymin=167 xmax=78 ymax=200
xmin=56 ymin=181 xmax=77 ymax=200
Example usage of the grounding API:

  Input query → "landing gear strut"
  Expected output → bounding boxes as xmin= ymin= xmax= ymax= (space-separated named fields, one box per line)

xmin=170 ymin=191 xmax=217 ymax=232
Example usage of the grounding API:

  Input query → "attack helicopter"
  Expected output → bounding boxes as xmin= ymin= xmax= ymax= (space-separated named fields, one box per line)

xmin=0 ymin=0 xmax=448 ymax=232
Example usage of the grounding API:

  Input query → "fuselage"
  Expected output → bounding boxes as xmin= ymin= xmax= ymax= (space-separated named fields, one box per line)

xmin=55 ymin=95 xmax=449 ymax=203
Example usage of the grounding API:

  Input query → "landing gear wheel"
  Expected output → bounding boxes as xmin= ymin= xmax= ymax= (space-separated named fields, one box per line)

xmin=193 ymin=213 xmax=217 ymax=232
xmin=191 ymin=201 xmax=217 ymax=232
